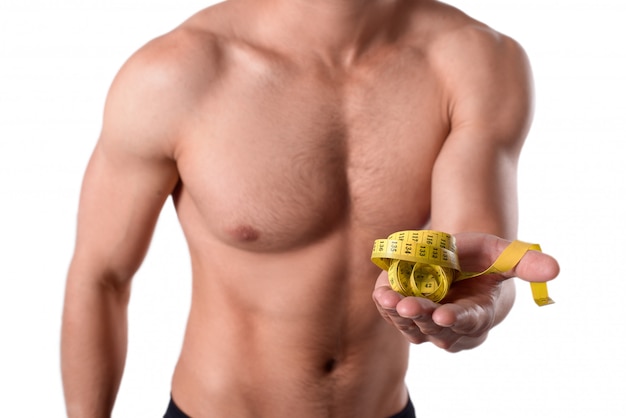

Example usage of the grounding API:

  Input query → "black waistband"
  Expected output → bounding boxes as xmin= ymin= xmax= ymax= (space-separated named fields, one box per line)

xmin=164 ymin=395 xmax=415 ymax=418
xmin=164 ymin=397 xmax=190 ymax=418
xmin=389 ymin=395 xmax=416 ymax=418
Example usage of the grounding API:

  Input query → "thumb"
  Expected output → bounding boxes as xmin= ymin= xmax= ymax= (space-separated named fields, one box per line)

xmin=454 ymin=232 xmax=560 ymax=283
xmin=511 ymin=248 xmax=560 ymax=283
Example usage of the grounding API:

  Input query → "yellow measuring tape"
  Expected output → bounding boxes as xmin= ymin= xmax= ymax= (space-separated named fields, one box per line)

xmin=371 ymin=230 xmax=554 ymax=306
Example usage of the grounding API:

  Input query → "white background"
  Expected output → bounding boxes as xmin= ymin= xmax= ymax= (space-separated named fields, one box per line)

xmin=1 ymin=0 xmax=624 ymax=416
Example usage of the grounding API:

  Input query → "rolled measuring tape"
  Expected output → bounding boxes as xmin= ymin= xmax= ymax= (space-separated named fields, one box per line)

xmin=371 ymin=230 xmax=554 ymax=306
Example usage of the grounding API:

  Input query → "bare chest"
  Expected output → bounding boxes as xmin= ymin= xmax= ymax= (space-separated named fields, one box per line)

xmin=175 ymin=58 xmax=448 ymax=251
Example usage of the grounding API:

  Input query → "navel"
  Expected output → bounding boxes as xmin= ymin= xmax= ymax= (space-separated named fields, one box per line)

xmin=323 ymin=358 xmax=338 ymax=374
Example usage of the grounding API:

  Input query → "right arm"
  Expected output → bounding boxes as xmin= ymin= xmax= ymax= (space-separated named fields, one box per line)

xmin=61 ymin=35 xmax=186 ymax=417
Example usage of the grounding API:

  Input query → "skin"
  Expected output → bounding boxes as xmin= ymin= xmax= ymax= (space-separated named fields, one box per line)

xmin=60 ymin=0 xmax=559 ymax=417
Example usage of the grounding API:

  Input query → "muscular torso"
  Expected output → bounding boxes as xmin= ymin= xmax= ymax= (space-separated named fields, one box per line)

xmin=160 ymin=2 xmax=463 ymax=416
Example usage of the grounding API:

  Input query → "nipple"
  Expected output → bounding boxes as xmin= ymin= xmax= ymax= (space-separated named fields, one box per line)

xmin=229 ymin=224 xmax=260 ymax=242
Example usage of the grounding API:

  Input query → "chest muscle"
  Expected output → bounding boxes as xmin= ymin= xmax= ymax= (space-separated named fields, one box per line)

xmin=176 ymin=58 xmax=447 ymax=250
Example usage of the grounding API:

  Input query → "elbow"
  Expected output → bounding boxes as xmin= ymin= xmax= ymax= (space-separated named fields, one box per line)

xmin=66 ymin=258 xmax=135 ymax=304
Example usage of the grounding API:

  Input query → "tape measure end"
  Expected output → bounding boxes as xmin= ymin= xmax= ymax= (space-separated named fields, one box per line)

xmin=534 ymin=297 xmax=555 ymax=307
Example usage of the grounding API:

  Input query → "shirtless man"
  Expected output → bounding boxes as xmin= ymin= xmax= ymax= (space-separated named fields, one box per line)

xmin=61 ymin=0 xmax=559 ymax=417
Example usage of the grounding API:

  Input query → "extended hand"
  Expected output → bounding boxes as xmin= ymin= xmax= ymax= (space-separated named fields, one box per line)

xmin=372 ymin=232 xmax=559 ymax=352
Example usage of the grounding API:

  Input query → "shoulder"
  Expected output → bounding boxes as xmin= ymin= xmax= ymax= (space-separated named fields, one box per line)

xmin=418 ymin=2 xmax=531 ymax=82
xmin=99 ymin=6 xmax=233 ymax=156
xmin=107 ymin=9 xmax=229 ymax=112
xmin=417 ymin=2 xmax=534 ymax=144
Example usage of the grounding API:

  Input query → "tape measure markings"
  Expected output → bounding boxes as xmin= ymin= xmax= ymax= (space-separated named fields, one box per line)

xmin=371 ymin=230 xmax=554 ymax=306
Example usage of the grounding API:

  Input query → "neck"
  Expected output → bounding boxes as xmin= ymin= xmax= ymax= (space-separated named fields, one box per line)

xmin=247 ymin=0 xmax=407 ymax=66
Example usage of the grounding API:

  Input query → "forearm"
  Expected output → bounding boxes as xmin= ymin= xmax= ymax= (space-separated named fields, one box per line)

xmin=61 ymin=271 xmax=131 ymax=418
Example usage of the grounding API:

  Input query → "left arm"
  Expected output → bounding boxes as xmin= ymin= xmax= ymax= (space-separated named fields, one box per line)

xmin=373 ymin=26 xmax=537 ymax=352
xmin=431 ymin=27 xmax=534 ymax=328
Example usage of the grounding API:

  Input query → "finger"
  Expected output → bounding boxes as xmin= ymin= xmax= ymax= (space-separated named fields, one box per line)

xmin=396 ymin=297 xmax=444 ymax=335
xmin=372 ymin=272 xmax=406 ymax=325
xmin=372 ymin=278 xmax=439 ymax=341
xmin=373 ymin=290 xmax=428 ymax=340
xmin=432 ymin=302 xmax=494 ymax=337
xmin=396 ymin=294 xmax=438 ymax=317
xmin=372 ymin=273 xmax=403 ymax=311
xmin=373 ymin=289 xmax=420 ymax=330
